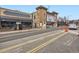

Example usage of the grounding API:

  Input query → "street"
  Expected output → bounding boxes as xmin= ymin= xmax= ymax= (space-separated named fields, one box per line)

xmin=0 ymin=29 xmax=57 ymax=43
xmin=0 ymin=29 xmax=79 ymax=53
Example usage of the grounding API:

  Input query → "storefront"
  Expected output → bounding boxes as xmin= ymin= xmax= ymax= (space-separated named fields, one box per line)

xmin=0 ymin=8 xmax=33 ymax=31
xmin=47 ymin=12 xmax=57 ymax=28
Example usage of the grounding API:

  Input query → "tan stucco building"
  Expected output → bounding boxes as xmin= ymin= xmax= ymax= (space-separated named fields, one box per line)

xmin=33 ymin=6 xmax=58 ymax=29
xmin=32 ymin=6 xmax=47 ymax=29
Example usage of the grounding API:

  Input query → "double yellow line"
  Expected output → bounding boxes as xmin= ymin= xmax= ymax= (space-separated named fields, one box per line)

xmin=27 ymin=32 xmax=67 ymax=53
xmin=0 ymin=31 xmax=67 ymax=53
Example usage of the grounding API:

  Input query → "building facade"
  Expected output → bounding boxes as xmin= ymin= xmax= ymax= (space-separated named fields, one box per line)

xmin=0 ymin=7 xmax=32 ymax=31
xmin=0 ymin=6 xmax=59 ymax=31
xmin=58 ymin=16 xmax=68 ymax=26
xmin=47 ymin=12 xmax=58 ymax=28
xmin=33 ymin=6 xmax=47 ymax=29
xmin=33 ymin=6 xmax=58 ymax=29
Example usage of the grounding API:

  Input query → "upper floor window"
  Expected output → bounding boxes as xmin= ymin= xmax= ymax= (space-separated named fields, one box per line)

xmin=3 ymin=10 xmax=30 ymax=18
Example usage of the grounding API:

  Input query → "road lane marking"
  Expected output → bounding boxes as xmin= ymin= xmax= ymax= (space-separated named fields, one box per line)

xmin=0 ymin=32 xmax=28 ymax=39
xmin=66 ymin=39 xmax=72 ymax=44
xmin=64 ymin=37 xmax=73 ymax=45
xmin=0 ymin=31 xmax=63 ymax=52
xmin=67 ymin=37 xmax=78 ymax=46
xmin=64 ymin=36 xmax=78 ymax=46
xmin=0 ymin=30 xmax=61 ymax=39
xmin=0 ymin=30 xmax=29 ymax=35
xmin=68 ymin=30 xmax=78 ymax=35
xmin=0 ymin=29 xmax=40 ymax=35
xmin=0 ymin=30 xmax=41 ymax=39
xmin=26 ymin=32 xmax=67 ymax=53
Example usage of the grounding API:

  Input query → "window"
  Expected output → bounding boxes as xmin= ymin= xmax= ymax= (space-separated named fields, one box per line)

xmin=4 ymin=10 xmax=30 ymax=17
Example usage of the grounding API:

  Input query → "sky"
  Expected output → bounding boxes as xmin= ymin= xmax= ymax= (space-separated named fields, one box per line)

xmin=0 ymin=5 xmax=79 ymax=20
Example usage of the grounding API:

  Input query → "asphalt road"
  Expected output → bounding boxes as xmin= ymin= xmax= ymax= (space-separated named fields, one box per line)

xmin=0 ymin=29 xmax=57 ymax=43
xmin=0 ymin=30 xmax=63 ymax=52
xmin=37 ymin=33 xmax=79 ymax=53
xmin=26 ymin=30 xmax=79 ymax=53
xmin=0 ymin=29 xmax=79 ymax=53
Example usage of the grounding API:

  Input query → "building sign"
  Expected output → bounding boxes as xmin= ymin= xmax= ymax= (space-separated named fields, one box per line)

xmin=47 ymin=14 xmax=55 ymax=22
xmin=16 ymin=22 xmax=21 ymax=24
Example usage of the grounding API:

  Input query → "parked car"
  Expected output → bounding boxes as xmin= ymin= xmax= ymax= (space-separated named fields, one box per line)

xmin=68 ymin=24 xmax=77 ymax=30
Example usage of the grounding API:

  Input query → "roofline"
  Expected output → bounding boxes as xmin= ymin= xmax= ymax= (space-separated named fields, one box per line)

xmin=36 ymin=6 xmax=48 ymax=10
xmin=52 ymin=11 xmax=58 ymax=15
xmin=0 ymin=7 xmax=31 ymax=14
xmin=47 ymin=11 xmax=58 ymax=15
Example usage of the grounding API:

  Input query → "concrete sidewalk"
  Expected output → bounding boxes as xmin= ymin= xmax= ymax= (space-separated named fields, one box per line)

xmin=0 ymin=28 xmax=41 ymax=35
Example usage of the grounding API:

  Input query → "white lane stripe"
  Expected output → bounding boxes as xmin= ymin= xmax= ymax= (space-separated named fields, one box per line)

xmin=64 ymin=37 xmax=78 ymax=46
xmin=68 ymin=30 xmax=78 ymax=35
xmin=64 ymin=36 xmax=73 ymax=45
xmin=0 ymin=31 xmax=63 ymax=52
xmin=67 ymin=37 xmax=77 ymax=46
xmin=64 ymin=39 xmax=72 ymax=46
xmin=0 ymin=30 xmax=61 ymax=48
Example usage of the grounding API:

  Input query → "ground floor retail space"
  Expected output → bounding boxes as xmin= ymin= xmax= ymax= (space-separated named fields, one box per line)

xmin=0 ymin=21 xmax=32 ymax=31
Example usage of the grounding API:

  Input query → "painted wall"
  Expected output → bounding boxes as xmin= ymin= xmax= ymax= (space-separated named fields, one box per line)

xmin=47 ymin=14 xmax=56 ymax=22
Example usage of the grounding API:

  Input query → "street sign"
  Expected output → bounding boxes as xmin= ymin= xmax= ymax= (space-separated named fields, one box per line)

xmin=16 ymin=22 xmax=21 ymax=24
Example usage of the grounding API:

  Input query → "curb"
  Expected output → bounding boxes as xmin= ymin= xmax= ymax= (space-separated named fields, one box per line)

xmin=0 ymin=28 xmax=40 ymax=35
